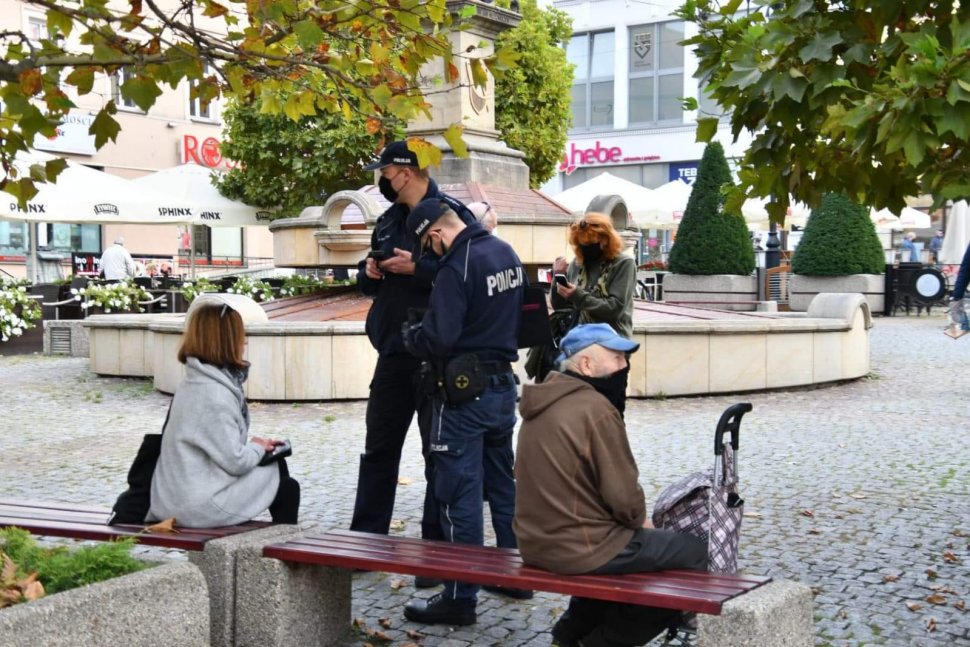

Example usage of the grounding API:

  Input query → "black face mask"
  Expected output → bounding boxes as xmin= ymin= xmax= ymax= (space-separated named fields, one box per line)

xmin=378 ymin=176 xmax=398 ymax=203
xmin=580 ymin=243 xmax=603 ymax=264
xmin=566 ymin=366 xmax=629 ymax=418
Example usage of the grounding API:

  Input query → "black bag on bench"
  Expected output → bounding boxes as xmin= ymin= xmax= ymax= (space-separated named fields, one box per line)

xmin=107 ymin=404 xmax=171 ymax=525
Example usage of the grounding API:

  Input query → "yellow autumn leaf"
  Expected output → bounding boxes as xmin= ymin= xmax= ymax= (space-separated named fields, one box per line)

xmin=143 ymin=517 xmax=180 ymax=534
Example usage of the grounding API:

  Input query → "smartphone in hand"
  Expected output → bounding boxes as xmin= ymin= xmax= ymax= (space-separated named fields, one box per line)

xmin=367 ymin=249 xmax=387 ymax=262
xmin=554 ymin=274 xmax=568 ymax=287
xmin=258 ymin=439 xmax=292 ymax=466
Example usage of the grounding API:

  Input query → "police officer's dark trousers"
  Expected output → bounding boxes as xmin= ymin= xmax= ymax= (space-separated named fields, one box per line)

xmin=432 ymin=373 xmax=518 ymax=602
xmin=350 ymin=354 xmax=441 ymax=540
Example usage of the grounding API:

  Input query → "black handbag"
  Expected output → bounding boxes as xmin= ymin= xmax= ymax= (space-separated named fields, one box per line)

xmin=107 ymin=405 xmax=171 ymax=525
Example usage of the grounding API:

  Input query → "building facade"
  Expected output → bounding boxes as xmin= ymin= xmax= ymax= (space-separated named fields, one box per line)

xmin=0 ymin=0 xmax=272 ymax=280
xmin=543 ymin=0 xmax=753 ymax=195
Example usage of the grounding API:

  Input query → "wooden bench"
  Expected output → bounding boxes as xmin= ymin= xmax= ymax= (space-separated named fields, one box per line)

xmin=263 ymin=529 xmax=768 ymax=615
xmin=0 ymin=498 xmax=270 ymax=550
xmin=0 ymin=498 xmax=292 ymax=647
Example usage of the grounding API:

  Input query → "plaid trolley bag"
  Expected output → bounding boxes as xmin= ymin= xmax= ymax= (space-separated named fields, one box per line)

xmin=652 ymin=402 xmax=752 ymax=573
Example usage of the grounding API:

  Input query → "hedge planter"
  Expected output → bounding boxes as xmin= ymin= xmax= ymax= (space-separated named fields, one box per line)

xmin=0 ymin=561 xmax=209 ymax=646
xmin=789 ymin=274 xmax=884 ymax=313
xmin=662 ymin=274 xmax=759 ymax=311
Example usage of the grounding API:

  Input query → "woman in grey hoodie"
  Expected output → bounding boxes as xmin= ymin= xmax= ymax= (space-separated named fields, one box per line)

xmin=148 ymin=302 xmax=300 ymax=527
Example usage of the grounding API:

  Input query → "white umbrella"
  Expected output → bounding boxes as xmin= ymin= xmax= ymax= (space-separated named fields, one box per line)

xmin=741 ymin=196 xmax=810 ymax=230
xmin=552 ymin=172 xmax=654 ymax=227
xmin=941 ymin=200 xmax=970 ymax=265
xmin=643 ymin=180 xmax=692 ymax=229
xmin=869 ymin=207 xmax=900 ymax=230
xmin=872 ymin=206 xmax=930 ymax=231
xmin=0 ymin=151 xmax=194 ymax=224
xmin=129 ymin=163 xmax=272 ymax=227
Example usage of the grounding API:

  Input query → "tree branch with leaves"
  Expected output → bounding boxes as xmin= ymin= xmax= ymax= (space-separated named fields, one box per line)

xmin=0 ymin=0 xmax=514 ymax=205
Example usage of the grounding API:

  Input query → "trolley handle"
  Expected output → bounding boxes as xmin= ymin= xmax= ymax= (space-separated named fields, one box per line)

xmin=714 ymin=402 xmax=752 ymax=456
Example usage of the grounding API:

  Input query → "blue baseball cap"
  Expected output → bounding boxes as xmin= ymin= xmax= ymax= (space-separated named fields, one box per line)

xmin=557 ymin=323 xmax=639 ymax=362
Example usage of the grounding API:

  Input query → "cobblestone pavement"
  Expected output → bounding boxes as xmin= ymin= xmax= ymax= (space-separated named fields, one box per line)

xmin=1 ymin=314 xmax=968 ymax=647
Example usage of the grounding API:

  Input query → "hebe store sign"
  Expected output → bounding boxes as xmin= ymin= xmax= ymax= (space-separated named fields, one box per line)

xmin=559 ymin=141 xmax=660 ymax=175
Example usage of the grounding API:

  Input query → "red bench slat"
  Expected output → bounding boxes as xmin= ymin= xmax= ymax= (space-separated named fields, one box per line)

xmin=263 ymin=530 xmax=770 ymax=615
xmin=0 ymin=500 xmax=271 ymax=551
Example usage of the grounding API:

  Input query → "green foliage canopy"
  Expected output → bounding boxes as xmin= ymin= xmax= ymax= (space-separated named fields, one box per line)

xmin=680 ymin=0 xmax=970 ymax=222
xmin=667 ymin=141 xmax=755 ymax=276
xmin=0 ymin=0 xmax=515 ymax=206
xmin=494 ymin=0 xmax=574 ymax=188
xmin=791 ymin=193 xmax=886 ymax=276
xmin=217 ymin=99 xmax=400 ymax=218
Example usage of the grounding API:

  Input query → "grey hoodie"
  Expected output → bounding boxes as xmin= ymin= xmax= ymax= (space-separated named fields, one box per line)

xmin=147 ymin=357 xmax=279 ymax=527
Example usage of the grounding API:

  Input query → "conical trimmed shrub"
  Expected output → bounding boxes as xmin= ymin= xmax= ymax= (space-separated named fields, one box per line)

xmin=791 ymin=193 xmax=885 ymax=275
xmin=667 ymin=142 xmax=755 ymax=275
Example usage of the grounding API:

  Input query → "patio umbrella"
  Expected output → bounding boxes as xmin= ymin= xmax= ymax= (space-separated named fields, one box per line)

xmin=869 ymin=207 xmax=900 ymax=230
xmin=128 ymin=163 xmax=272 ymax=227
xmin=741 ymin=196 xmax=810 ymax=230
xmin=642 ymin=180 xmax=692 ymax=229
xmin=940 ymin=200 xmax=970 ymax=265
xmin=873 ymin=206 xmax=931 ymax=231
xmin=0 ymin=150 xmax=194 ymax=224
xmin=0 ymin=151 xmax=194 ymax=282
xmin=551 ymin=172 xmax=654 ymax=228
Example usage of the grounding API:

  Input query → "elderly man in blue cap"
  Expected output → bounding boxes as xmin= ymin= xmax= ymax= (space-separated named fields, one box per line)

xmin=514 ymin=323 xmax=708 ymax=647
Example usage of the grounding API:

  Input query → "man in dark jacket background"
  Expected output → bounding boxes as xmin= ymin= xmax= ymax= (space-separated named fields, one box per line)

xmin=514 ymin=323 xmax=708 ymax=647
xmin=352 ymin=140 xmax=473 ymax=572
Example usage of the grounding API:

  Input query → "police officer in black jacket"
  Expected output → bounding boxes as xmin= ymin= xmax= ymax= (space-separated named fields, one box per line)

xmin=352 ymin=141 xmax=473 ymax=570
xmin=401 ymin=199 xmax=526 ymax=626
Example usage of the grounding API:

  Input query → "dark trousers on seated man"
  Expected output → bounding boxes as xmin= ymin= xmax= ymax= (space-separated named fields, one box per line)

xmin=557 ymin=528 xmax=708 ymax=647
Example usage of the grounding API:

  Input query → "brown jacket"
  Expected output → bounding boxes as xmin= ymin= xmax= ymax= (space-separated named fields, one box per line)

xmin=513 ymin=371 xmax=646 ymax=574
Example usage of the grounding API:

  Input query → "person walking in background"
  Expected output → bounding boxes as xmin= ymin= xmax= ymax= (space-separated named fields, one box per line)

xmin=401 ymin=199 xmax=526 ymax=625
xmin=352 ymin=140 xmax=474 ymax=582
xmin=929 ymin=229 xmax=944 ymax=265
xmin=467 ymin=201 xmax=497 ymax=234
xmin=900 ymin=231 xmax=920 ymax=263
xmin=99 ymin=237 xmax=135 ymax=281
xmin=551 ymin=212 xmax=636 ymax=415
xmin=148 ymin=299 xmax=300 ymax=527
xmin=514 ymin=324 xmax=707 ymax=647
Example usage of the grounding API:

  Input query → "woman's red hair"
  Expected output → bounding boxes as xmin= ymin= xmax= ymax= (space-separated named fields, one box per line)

xmin=568 ymin=212 xmax=624 ymax=264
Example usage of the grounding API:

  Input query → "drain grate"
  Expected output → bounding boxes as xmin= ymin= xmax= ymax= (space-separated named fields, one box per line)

xmin=50 ymin=328 xmax=72 ymax=355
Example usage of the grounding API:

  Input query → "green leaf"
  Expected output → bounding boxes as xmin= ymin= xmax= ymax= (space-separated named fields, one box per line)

xmin=65 ymin=68 xmax=96 ymax=95
xmin=797 ymin=32 xmax=841 ymax=63
xmin=695 ymin=117 xmax=719 ymax=142
xmin=292 ymin=20 xmax=323 ymax=51
xmin=120 ymin=76 xmax=162 ymax=111
xmin=443 ymin=124 xmax=468 ymax=158
xmin=90 ymin=106 xmax=121 ymax=148
xmin=46 ymin=10 xmax=74 ymax=38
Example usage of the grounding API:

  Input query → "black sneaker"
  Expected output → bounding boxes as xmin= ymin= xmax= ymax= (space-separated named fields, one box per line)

xmin=414 ymin=576 xmax=443 ymax=588
xmin=482 ymin=585 xmax=534 ymax=600
xmin=403 ymin=593 xmax=477 ymax=626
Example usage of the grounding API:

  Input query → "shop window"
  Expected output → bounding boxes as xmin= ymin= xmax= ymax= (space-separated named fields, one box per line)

xmin=628 ymin=21 xmax=684 ymax=126
xmin=567 ymin=31 xmax=615 ymax=130
xmin=189 ymin=64 xmax=216 ymax=120
xmin=0 ymin=222 xmax=29 ymax=257
xmin=111 ymin=67 xmax=141 ymax=111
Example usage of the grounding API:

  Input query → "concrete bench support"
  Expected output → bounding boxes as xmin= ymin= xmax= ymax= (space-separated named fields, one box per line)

xmin=697 ymin=579 xmax=814 ymax=647
xmin=188 ymin=524 xmax=300 ymax=647
xmin=0 ymin=562 xmax=209 ymax=646
xmin=235 ymin=540 xmax=351 ymax=647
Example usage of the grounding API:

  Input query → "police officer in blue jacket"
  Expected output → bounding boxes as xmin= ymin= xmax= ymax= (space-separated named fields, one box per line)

xmin=352 ymin=141 xmax=474 ymax=569
xmin=401 ymin=199 xmax=526 ymax=626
